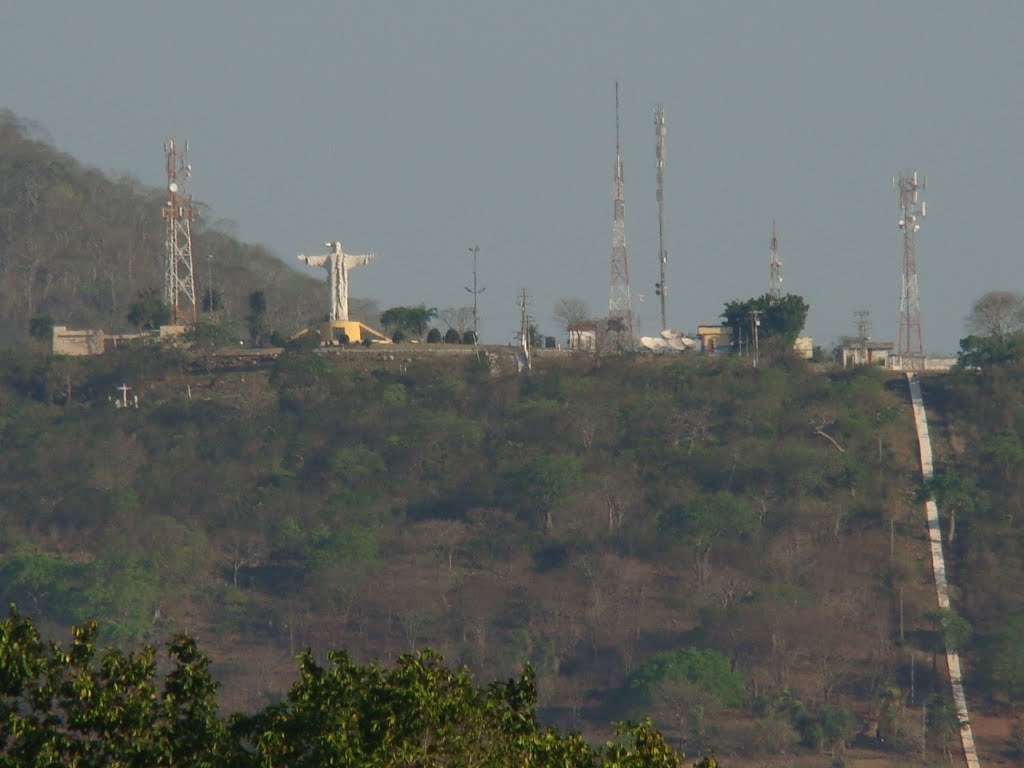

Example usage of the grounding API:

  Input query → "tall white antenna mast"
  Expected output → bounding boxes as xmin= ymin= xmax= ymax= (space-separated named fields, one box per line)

xmin=654 ymin=104 xmax=668 ymax=332
xmin=769 ymin=221 xmax=782 ymax=302
xmin=608 ymin=81 xmax=633 ymax=347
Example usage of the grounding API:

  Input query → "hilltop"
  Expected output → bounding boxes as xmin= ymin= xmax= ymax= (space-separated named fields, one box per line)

xmin=0 ymin=110 xmax=372 ymax=345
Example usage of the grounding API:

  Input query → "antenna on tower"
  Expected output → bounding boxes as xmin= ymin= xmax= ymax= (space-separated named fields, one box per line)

xmin=769 ymin=221 xmax=783 ymax=302
xmin=162 ymin=139 xmax=197 ymax=324
xmin=893 ymin=170 xmax=926 ymax=356
xmin=608 ymin=81 xmax=633 ymax=350
xmin=854 ymin=309 xmax=871 ymax=343
xmin=654 ymin=104 xmax=668 ymax=333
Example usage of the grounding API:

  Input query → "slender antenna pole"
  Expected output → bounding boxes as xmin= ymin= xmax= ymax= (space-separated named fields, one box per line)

xmin=465 ymin=245 xmax=485 ymax=343
xmin=654 ymin=104 xmax=668 ymax=332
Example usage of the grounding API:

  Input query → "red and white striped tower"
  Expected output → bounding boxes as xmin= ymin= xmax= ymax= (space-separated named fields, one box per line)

xmin=162 ymin=139 xmax=197 ymax=324
xmin=608 ymin=82 xmax=633 ymax=347
xmin=894 ymin=170 xmax=926 ymax=356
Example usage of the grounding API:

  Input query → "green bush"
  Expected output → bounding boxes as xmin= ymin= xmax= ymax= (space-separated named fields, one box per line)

xmin=614 ymin=647 xmax=746 ymax=717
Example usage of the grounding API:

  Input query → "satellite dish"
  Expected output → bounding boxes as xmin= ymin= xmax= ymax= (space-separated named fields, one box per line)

xmin=169 ymin=182 xmax=178 ymax=193
xmin=640 ymin=336 xmax=668 ymax=351
xmin=669 ymin=337 xmax=697 ymax=351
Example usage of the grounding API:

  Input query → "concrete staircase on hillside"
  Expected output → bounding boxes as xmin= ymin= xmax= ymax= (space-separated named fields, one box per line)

xmin=906 ymin=372 xmax=981 ymax=768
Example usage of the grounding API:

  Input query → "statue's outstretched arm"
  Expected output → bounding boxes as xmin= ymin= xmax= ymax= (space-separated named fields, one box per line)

xmin=297 ymin=254 xmax=329 ymax=268
xmin=344 ymin=253 xmax=375 ymax=268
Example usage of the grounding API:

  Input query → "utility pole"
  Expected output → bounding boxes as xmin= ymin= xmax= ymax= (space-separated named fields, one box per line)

xmin=465 ymin=245 xmax=484 ymax=343
xmin=748 ymin=309 xmax=762 ymax=368
xmin=894 ymin=170 xmax=926 ymax=357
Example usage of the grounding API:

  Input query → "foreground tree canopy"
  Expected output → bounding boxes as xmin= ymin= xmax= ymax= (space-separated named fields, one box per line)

xmin=0 ymin=608 xmax=717 ymax=768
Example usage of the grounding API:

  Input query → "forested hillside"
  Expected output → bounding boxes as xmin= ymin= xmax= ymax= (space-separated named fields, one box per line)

xmin=7 ymin=341 xmax=1017 ymax=765
xmin=0 ymin=110 xmax=345 ymax=343
xmin=4 ymin=109 xmax=1024 ymax=766
xmin=921 ymin=359 xmax=1024 ymax=703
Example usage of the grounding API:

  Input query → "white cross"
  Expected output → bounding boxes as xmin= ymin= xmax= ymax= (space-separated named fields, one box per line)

xmin=297 ymin=241 xmax=375 ymax=322
xmin=117 ymin=383 xmax=130 ymax=407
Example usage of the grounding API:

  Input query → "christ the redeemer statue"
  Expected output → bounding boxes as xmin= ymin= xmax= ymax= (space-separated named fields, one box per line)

xmin=297 ymin=241 xmax=375 ymax=322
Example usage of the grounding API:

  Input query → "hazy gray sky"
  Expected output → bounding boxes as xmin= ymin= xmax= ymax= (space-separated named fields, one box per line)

xmin=4 ymin=1 xmax=1022 ymax=351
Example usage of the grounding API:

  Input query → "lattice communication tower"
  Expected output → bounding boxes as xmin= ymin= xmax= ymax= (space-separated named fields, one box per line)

xmin=894 ymin=170 xmax=926 ymax=356
xmin=854 ymin=309 xmax=871 ymax=347
xmin=162 ymin=139 xmax=197 ymax=323
xmin=608 ymin=82 xmax=633 ymax=343
xmin=654 ymin=104 xmax=668 ymax=332
xmin=769 ymin=221 xmax=783 ymax=302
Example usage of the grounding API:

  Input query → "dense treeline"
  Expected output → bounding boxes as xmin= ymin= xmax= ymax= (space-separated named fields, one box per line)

xmin=1 ymin=342 xmax=986 ymax=762
xmin=923 ymin=338 xmax=1024 ymax=719
xmin=1 ymin=608 xmax=716 ymax=768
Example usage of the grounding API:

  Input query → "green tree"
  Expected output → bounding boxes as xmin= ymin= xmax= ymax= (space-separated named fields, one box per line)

xmin=927 ymin=607 xmax=972 ymax=654
xmin=247 ymin=290 xmax=268 ymax=345
xmin=0 ymin=607 xmax=228 ymax=767
xmin=981 ymin=613 xmax=1024 ymax=704
xmin=186 ymin=318 xmax=239 ymax=372
xmin=603 ymin=719 xmax=682 ymax=768
xmin=77 ymin=553 xmax=160 ymax=643
xmin=0 ymin=551 xmax=76 ymax=621
xmin=28 ymin=314 xmax=54 ymax=344
xmin=502 ymin=453 xmax=583 ymax=531
xmin=721 ymin=293 xmax=809 ymax=348
xmin=659 ymin=491 xmax=756 ymax=584
xmin=921 ymin=469 xmax=978 ymax=545
xmin=817 ymin=705 xmax=855 ymax=755
xmin=380 ymin=304 xmax=439 ymax=340
xmin=202 ymin=287 xmax=223 ymax=313
xmin=127 ymin=289 xmax=171 ymax=330
xmin=614 ymin=648 xmax=746 ymax=718
xmin=0 ymin=609 xmax=701 ymax=767
xmin=956 ymin=333 xmax=1023 ymax=369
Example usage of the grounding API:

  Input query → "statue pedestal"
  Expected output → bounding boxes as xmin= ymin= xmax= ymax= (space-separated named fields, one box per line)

xmin=316 ymin=320 xmax=390 ymax=345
